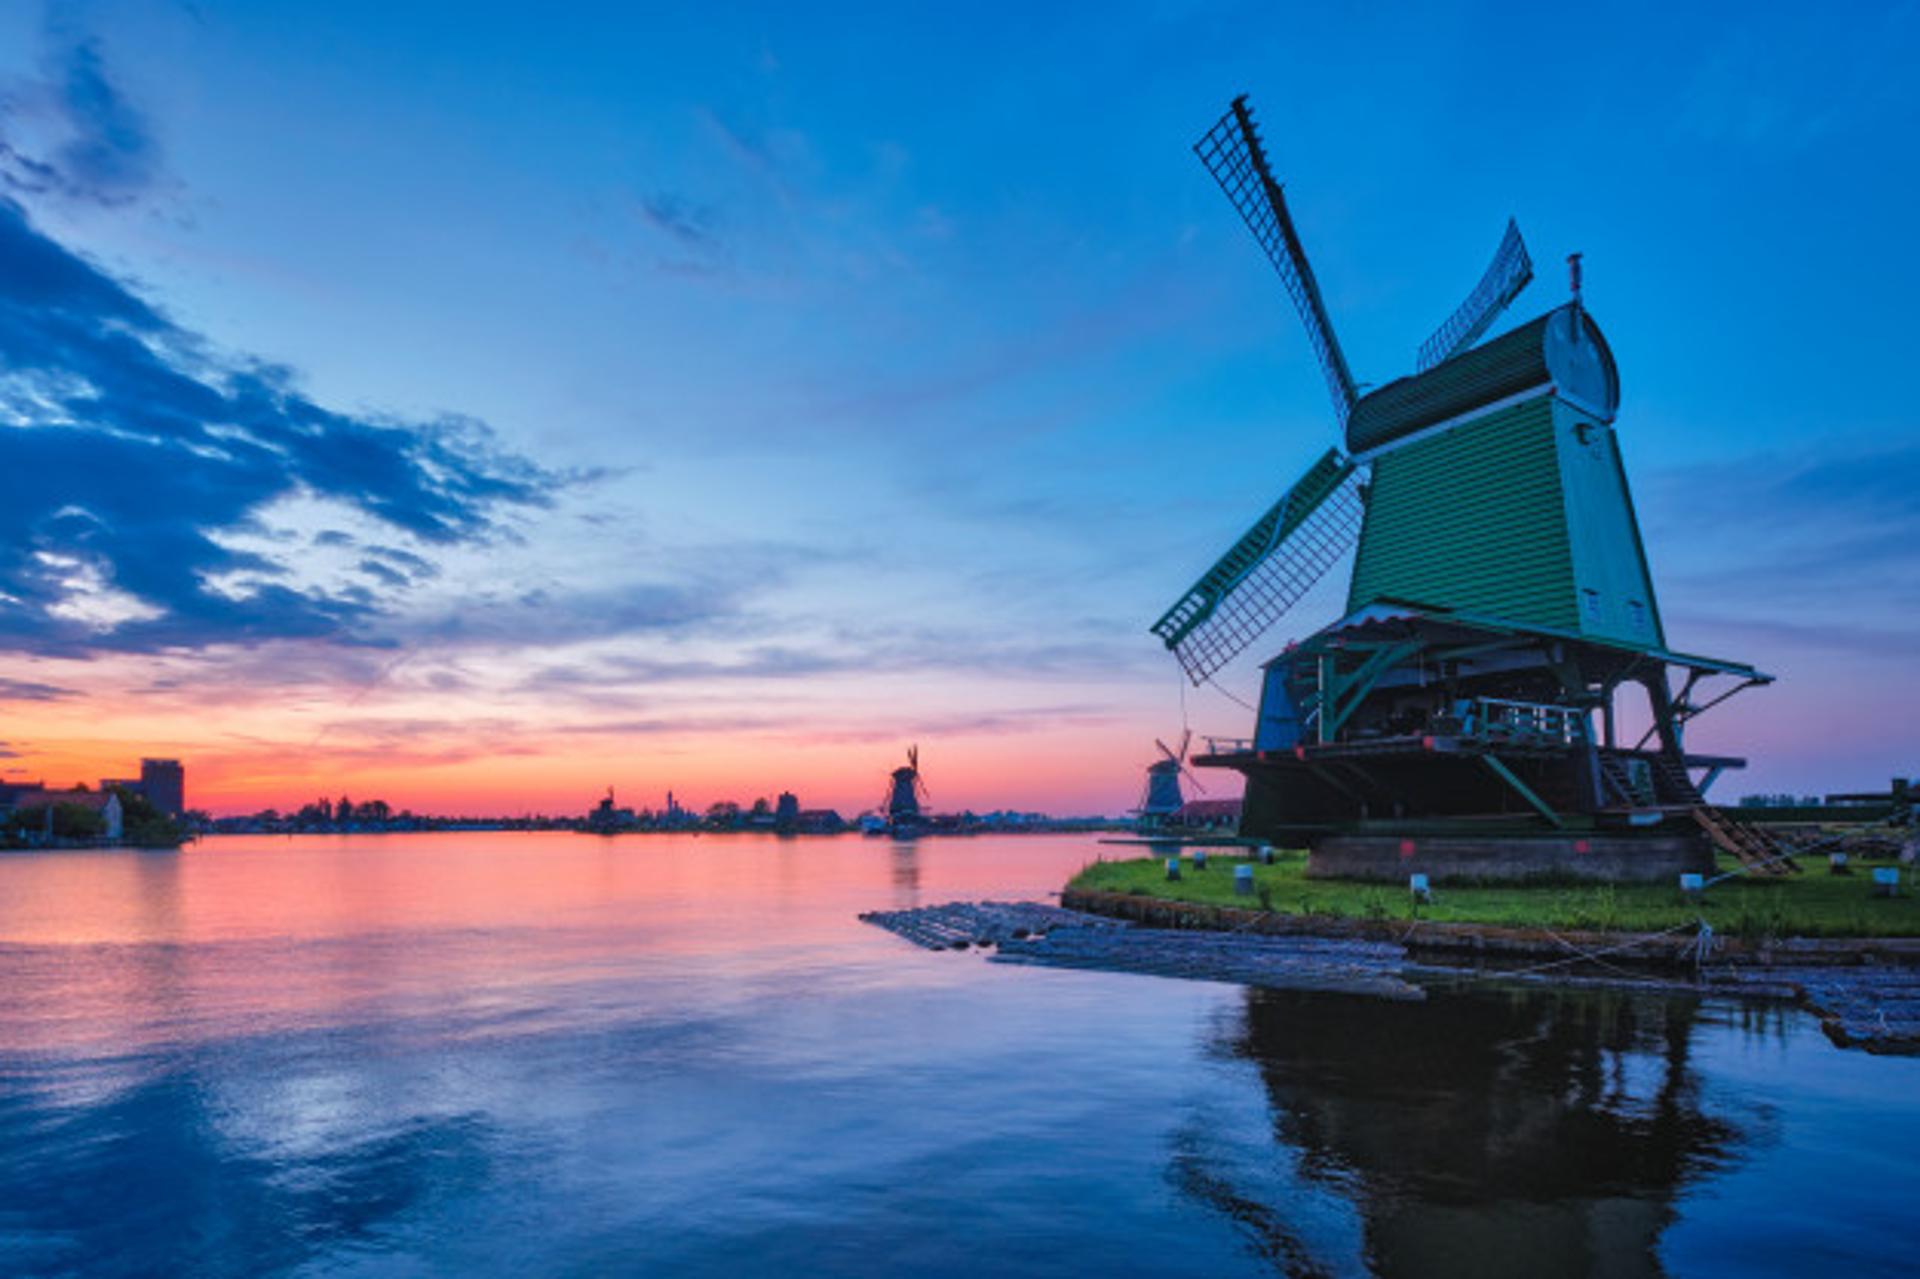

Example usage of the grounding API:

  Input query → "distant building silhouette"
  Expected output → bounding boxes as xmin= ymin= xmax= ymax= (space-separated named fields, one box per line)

xmin=3 ymin=787 xmax=123 ymax=841
xmin=140 ymin=759 xmax=185 ymax=816
xmin=0 ymin=780 xmax=48 ymax=813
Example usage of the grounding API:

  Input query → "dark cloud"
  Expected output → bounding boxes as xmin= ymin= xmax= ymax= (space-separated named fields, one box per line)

xmin=0 ymin=198 xmax=557 ymax=657
xmin=520 ymin=627 xmax=1153 ymax=695
xmin=46 ymin=33 xmax=160 ymax=204
xmin=552 ymin=714 xmax=782 ymax=737
xmin=639 ymin=192 xmax=720 ymax=251
xmin=1644 ymin=440 xmax=1920 ymax=615
xmin=394 ymin=582 xmax=740 ymax=649
xmin=361 ymin=543 xmax=439 ymax=582
xmin=1665 ymin=612 xmax=1920 ymax=663
xmin=631 ymin=189 xmax=729 ymax=278
xmin=544 ymin=704 xmax=1119 ymax=744
xmin=376 ymin=540 xmax=829 ymax=654
xmin=357 ymin=558 xmax=411 ymax=589
xmin=0 ymin=22 xmax=162 ymax=207
xmin=0 ymin=676 xmax=75 ymax=701
xmin=526 ymin=646 xmax=849 ymax=689
xmin=780 ymin=704 xmax=1122 ymax=746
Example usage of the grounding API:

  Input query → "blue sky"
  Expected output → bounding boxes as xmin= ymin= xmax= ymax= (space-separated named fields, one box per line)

xmin=0 ymin=0 xmax=1915 ymax=812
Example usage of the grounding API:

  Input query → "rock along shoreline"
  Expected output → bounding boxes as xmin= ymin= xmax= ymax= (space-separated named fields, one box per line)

xmin=1057 ymin=888 xmax=1920 ymax=1054
xmin=1060 ymin=887 xmax=1920 ymax=969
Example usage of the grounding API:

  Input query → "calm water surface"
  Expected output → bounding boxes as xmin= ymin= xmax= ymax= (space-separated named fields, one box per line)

xmin=1 ymin=832 xmax=1915 ymax=1277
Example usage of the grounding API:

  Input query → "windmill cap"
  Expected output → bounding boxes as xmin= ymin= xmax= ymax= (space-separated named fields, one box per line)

xmin=1346 ymin=302 xmax=1619 ymax=455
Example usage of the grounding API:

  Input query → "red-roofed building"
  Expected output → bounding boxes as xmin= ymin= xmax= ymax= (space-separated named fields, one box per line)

xmin=8 ymin=788 xmax=123 ymax=841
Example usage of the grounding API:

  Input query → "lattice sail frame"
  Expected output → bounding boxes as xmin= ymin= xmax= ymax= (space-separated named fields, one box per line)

xmin=1417 ymin=218 xmax=1534 ymax=371
xmin=1152 ymin=450 xmax=1364 ymax=684
xmin=1194 ymin=97 xmax=1358 ymax=425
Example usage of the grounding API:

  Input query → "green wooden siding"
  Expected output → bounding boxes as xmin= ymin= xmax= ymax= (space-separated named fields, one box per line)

xmin=1348 ymin=396 xmax=1579 ymax=628
xmin=1552 ymin=401 xmax=1666 ymax=648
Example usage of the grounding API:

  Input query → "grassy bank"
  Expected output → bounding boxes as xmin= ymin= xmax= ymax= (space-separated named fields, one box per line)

xmin=1070 ymin=851 xmax=1920 ymax=939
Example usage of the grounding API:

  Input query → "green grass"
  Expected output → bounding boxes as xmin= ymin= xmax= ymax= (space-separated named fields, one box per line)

xmin=1069 ymin=851 xmax=1920 ymax=939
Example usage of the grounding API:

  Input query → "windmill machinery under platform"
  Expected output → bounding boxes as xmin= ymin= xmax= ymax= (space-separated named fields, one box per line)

xmin=1136 ymin=731 xmax=1205 ymax=830
xmin=1150 ymin=95 xmax=1790 ymax=884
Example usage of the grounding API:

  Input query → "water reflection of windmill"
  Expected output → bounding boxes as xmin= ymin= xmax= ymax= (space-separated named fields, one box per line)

xmin=1167 ymin=985 xmax=1755 ymax=1279
xmin=1155 ymin=95 xmax=1787 ymax=883
xmin=1137 ymin=731 xmax=1205 ymax=832
xmin=882 ymin=744 xmax=929 ymax=837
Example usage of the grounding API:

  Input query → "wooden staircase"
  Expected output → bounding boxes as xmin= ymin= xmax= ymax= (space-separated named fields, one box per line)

xmin=1600 ymin=750 xmax=1801 ymax=876
xmin=1598 ymin=753 xmax=1653 ymax=807
xmin=1689 ymin=804 xmax=1800 ymax=877
xmin=1657 ymin=757 xmax=1801 ymax=877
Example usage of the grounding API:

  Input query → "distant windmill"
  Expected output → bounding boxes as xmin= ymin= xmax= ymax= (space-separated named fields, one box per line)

xmin=883 ymin=744 xmax=929 ymax=827
xmin=1138 ymin=731 xmax=1205 ymax=829
xmin=1149 ymin=94 xmax=1786 ymax=882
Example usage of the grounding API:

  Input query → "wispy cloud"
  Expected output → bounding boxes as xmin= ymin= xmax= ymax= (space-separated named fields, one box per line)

xmin=0 ymin=18 xmax=163 ymax=207
xmin=639 ymin=192 xmax=720 ymax=251
xmin=1664 ymin=611 xmax=1920 ymax=663
xmin=632 ymin=189 xmax=731 ymax=277
xmin=0 ymin=197 xmax=560 ymax=657
xmin=1676 ymin=6 xmax=1920 ymax=154
xmin=771 ymin=704 xmax=1122 ymax=747
xmin=518 ymin=625 xmax=1153 ymax=696
xmin=0 ymin=676 xmax=74 ymax=701
xmin=1643 ymin=440 xmax=1920 ymax=624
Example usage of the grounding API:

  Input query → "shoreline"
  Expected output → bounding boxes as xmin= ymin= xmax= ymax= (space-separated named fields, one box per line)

xmin=865 ymin=896 xmax=1920 ymax=1055
xmin=1061 ymin=886 xmax=1920 ymax=970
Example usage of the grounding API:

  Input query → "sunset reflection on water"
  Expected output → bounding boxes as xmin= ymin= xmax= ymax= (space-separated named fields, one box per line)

xmin=1 ymin=833 xmax=1916 ymax=1277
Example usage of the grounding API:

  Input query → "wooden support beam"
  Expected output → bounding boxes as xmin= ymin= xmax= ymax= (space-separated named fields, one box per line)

xmin=1322 ymin=640 xmax=1425 ymax=740
xmin=1479 ymin=753 xmax=1566 ymax=829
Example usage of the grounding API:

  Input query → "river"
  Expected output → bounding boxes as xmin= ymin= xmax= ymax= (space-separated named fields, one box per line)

xmin=0 ymin=832 xmax=1914 ymax=1277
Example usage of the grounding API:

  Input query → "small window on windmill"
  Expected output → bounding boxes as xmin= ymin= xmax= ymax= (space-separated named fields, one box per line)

xmin=1574 ymin=419 xmax=1604 ymax=459
xmin=1582 ymin=588 xmax=1602 ymax=624
xmin=1627 ymin=599 xmax=1648 ymax=632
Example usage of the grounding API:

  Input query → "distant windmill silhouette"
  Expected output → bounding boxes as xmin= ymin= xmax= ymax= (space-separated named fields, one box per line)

xmin=883 ymin=745 xmax=929 ymax=827
xmin=1137 ymin=731 xmax=1204 ymax=829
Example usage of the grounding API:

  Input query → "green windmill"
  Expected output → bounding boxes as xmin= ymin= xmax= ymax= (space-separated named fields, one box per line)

xmin=1154 ymin=96 xmax=1792 ymax=882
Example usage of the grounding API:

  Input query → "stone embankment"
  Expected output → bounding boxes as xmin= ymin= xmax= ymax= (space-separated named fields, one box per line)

xmin=862 ymin=898 xmax=1920 ymax=1054
xmin=1063 ymin=887 xmax=1920 ymax=968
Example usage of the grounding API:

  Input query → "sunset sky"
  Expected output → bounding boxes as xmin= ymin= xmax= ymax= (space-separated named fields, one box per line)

xmin=1 ymin=1 xmax=1915 ymax=817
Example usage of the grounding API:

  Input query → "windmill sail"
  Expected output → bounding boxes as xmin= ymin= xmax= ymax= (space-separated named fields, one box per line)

xmin=1151 ymin=449 xmax=1363 ymax=684
xmin=1195 ymin=96 xmax=1358 ymax=424
xmin=1416 ymin=219 xmax=1533 ymax=371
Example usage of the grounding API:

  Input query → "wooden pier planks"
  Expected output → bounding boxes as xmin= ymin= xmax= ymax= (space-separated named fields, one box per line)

xmin=995 ymin=928 xmax=1425 ymax=1001
xmin=857 ymin=901 xmax=1121 ymax=951
xmin=859 ymin=900 xmax=1422 ymax=999
xmin=1724 ymin=966 xmax=1920 ymax=1055
xmin=860 ymin=901 xmax=1920 ymax=1051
